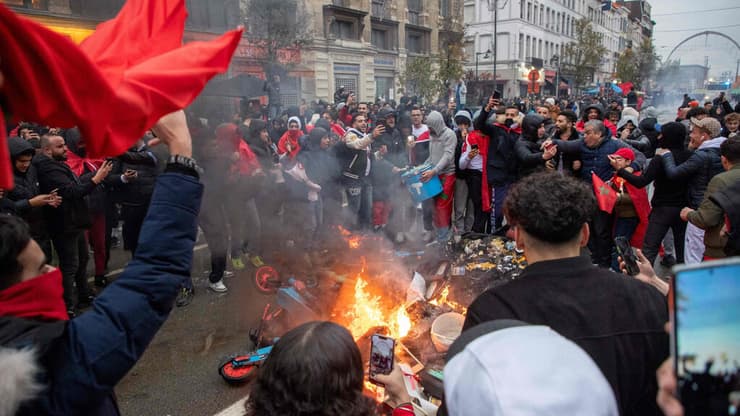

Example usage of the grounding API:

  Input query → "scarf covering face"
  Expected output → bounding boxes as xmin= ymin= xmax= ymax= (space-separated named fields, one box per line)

xmin=0 ymin=268 xmax=69 ymax=321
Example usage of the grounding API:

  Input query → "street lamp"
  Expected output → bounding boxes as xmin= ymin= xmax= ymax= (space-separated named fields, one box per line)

xmin=475 ymin=49 xmax=491 ymax=80
xmin=551 ymin=54 xmax=560 ymax=99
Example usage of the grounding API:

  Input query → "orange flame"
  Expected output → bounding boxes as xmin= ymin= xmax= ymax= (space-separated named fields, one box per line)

xmin=429 ymin=285 xmax=467 ymax=314
xmin=348 ymin=236 xmax=361 ymax=249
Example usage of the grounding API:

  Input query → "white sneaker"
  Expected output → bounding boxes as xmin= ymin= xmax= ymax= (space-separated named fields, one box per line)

xmin=209 ymin=280 xmax=228 ymax=293
xmin=395 ymin=232 xmax=405 ymax=244
xmin=223 ymin=270 xmax=235 ymax=278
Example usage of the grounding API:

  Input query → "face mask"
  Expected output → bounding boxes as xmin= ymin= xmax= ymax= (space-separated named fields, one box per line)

xmin=0 ymin=268 xmax=69 ymax=321
xmin=504 ymin=119 xmax=514 ymax=127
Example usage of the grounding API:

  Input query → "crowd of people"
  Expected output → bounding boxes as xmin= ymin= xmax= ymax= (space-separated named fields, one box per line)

xmin=2 ymin=67 xmax=740 ymax=415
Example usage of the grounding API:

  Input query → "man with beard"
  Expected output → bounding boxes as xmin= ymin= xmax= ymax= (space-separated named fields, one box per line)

xmin=34 ymin=135 xmax=112 ymax=316
xmin=546 ymin=110 xmax=583 ymax=175
xmin=474 ymin=99 xmax=521 ymax=231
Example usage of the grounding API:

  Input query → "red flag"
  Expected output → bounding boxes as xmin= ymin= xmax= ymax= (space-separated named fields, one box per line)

xmin=0 ymin=1 xmax=241 ymax=188
xmin=592 ymin=172 xmax=617 ymax=214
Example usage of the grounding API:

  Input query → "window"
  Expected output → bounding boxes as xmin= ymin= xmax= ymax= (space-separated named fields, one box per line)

xmin=372 ymin=0 xmax=389 ymax=19
xmin=464 ymin=4 xmax=474 ymax=23
xmin=186 ymin=0 xmax=232 ymax=31
xmin=440 ymin=0 xmax=449 ymax=17
xmin=518 ymin=33 xmax=524 ymax=60
xmin=324 ymin=4 xmax=367 ymax=41
xmin=372 ymin=28 xmax=388 ymax=49
xmin=408 ymin=0 xmax=422 ymax=25
xmin=406 ymin=28 xmax=429 ymax=54
xmin=333 ymin=19 xmax=355 ymax=39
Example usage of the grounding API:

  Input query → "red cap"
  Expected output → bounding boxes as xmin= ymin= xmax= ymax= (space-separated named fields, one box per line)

xmin=611 ymin=147 xmax=635 ymax=161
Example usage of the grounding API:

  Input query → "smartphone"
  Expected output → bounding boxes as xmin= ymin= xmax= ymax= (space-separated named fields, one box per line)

xmin=492 ymin=90 xmax=501 ymax=100
xmin=369 ymin=334 xmax=395 ymax=381
xmin=614 ymin=237 xmax=639 ymax=276
xmin=670 ymin=259 xmax=740 ymax=415
xmin=471 ymin=144 xmax=479 ymax=150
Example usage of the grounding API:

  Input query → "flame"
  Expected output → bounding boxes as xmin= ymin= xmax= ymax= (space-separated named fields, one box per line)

xmin=336 ymin=225 xmax=362 ymax=249
xmin=342 ymin=275 xmax=411 ymax=340
xmin=429 ymin=285 xmax=467 ymax=314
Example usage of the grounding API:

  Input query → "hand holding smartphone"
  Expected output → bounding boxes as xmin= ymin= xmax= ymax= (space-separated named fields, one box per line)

xmin=614 ymin=237 xmax=639 ymax=276
xmin=369 ymin=334 xmax=395 ymax=385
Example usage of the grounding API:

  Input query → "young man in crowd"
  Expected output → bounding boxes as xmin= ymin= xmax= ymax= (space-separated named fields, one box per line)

xmin=419 ymin=111 xmax=457 ymax=243
xmin=464 ymin=171 xmax=668 ymax=416
xmin=680 ymin=137 xmax=740 ymax=258
xmin=34 ymin=135 xmax=113 ymax=316
xmin=658 ymin=117 xmax=726 ymax=264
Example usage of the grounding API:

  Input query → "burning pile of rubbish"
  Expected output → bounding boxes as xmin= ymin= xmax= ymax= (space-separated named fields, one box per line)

xmin=253 ymin=227 xmax=528 ymax=406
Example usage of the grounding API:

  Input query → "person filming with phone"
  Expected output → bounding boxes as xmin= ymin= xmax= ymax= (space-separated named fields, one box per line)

xmin=463 ymin=171 xmax=668 ymax=416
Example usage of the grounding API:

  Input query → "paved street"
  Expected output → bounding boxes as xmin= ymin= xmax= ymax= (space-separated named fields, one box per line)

xmin=99 ymin=243 xmax=268 ymax=416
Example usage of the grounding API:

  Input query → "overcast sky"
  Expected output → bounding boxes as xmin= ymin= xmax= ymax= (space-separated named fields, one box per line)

xmin=650 ymin=0 xmax=740 ymax=80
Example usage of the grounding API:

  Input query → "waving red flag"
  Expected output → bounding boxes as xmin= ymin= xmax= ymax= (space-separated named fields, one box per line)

xmin=0 ymin=1 xmax=242 ymax=189
xmin=592 ymin=172 xmax=617 ymax=214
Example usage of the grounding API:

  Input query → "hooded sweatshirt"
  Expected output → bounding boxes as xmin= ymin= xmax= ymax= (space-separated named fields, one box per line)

xmin=277 ymin=116 xmax=303 ymax=160
xmin=424 ymin=111 xmax=457 ymax=176
xmin=576 ymin=103 xmax=617 ymax=136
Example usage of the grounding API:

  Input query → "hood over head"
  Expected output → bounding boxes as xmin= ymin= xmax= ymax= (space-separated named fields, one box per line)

xmin=617 ymin=115 xmax=638 ymax=130
xmin=641 ymin=106 xmax=658 ymax=119
xmin=306 ymin=127 xmax=328 ymax=151
xmin=246 ymin=119 xmax=267 ymax=144
xmin=287 ymin=116 xmax=302 ymax=130
xmin=453 ymin=110 xmax=473 ymax=126
xmin=8 ymin=137 xmax=35 ymax=160
xmin=583 ymin=103 xmax=605 ymax=120
xmin=659 ymin=122 xmax=687 ymax=150
xmin=444 ymin=320 xmax=619 ymax=416
xmin=521 ymin=114 xmax=546 ymax=140
xmin=314 ymin=118 xmax=331 ymax=133
xmin=621 ymin=107 xmax=639 ymax=120
xmin=425 ymin=111 xmax=448 ymax=135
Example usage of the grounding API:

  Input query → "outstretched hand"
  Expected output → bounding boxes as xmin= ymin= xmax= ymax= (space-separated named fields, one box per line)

xmin=150 ymin=110 xmax=192 ymax=157
xmin=371 ymin=363 xmax=412 ymax=409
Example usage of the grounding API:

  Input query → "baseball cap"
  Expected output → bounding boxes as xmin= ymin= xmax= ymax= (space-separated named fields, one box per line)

xmin=610 ymin=147 xmax=635 ymax=161
xmin=444 ymin=320 xmax=618 ymax=416
xmin=690 ymin=117 xmax=722 ymax=138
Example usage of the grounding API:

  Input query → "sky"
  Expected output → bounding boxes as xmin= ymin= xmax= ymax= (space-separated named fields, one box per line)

xmin=650 ymin=0 xmax=740 ymax=80
xmin=676 ymin=263 xmax=740 ymax=376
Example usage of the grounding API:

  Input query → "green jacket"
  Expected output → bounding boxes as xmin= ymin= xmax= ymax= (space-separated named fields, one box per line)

xmin=687 ymin=164 xmax=740 ymax=258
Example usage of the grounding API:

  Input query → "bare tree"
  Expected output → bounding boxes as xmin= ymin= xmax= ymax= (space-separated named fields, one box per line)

xmin=240 ymin=0 xmax=311 ymax=74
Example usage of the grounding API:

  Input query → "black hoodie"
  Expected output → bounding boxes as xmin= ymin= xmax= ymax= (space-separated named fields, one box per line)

xmin=6 ymin=137 xmax=48 ymax=238
xmin=514 ymin=114 xmax=548 ymax=178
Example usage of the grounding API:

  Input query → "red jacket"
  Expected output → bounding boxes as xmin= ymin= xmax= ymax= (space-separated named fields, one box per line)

xmin=612 ymin=174 xmax=651 ymax=248
xmin=460 ymin=130 xmax=491 ymax=212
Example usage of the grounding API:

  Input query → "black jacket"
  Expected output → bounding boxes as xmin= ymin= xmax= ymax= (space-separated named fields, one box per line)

xmin=619 ymin=149 xmax=692 ymax=208
xmin=662 ymin=140 xmax=725 ymax=208
xmin=6 ymin=138 xmax=47 ymax=238
xmin=34 ymin=154 xmax=97 ymax=235
xmin=465 ymin=256 xmax=668 ymax=416
xmin=474 ymin=107 xmax=518 ymax=186
xmin=108 ymin=147 xmax=159 ymax=206
xmin=514 ymin=114 xmax=548 ymax=178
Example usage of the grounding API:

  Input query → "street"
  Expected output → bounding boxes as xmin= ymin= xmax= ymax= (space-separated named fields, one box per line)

xmin=104 ymin=242 xmax=268 ymax=416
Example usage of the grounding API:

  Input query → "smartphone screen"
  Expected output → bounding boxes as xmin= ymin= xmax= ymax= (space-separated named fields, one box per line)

xmin=492 ymin=90 xmax=501 ymax=100
xmin=671 ymin=259 xmax=740 ymax=415
xmin=369 ymin=334 xmax=395 ymax=378
xmin=614 ymin=236 xmax=639 ymax=276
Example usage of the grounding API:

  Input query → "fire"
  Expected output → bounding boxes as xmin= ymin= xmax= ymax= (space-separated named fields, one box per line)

xmin=336 ymin=225 xmax=362 ymax=249
xmin=342 ymin=276 xmax=411 ymax=340
xmin=429 ymin=285 xmax=467 ymax=314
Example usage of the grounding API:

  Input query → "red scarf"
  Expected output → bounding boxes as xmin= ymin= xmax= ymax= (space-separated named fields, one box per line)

xmin=0 ymin=268 xmax=69 ymax=321
xmin=278 ymin=130 xmax=302 ymax=160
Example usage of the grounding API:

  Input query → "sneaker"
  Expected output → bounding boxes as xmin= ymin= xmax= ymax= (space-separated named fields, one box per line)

xmin=223 ymin=270 xmax=235 ymax=278
xmin=209 ymin=280 xmax=228 ymax=293
xmin=231 ymin=257 xmax=245 ymax=270
xmin=395 ymin=232 xmax=405 ymax=244
xmin=175 ymin=287 xmax=194 ymax=307
xmin=421 ymin=230 xmax=434 ymax=243
xmin=94 ymin=275 xmax=108 ymax=288
xmin=249 ymin=254 xmax=264 ymax=268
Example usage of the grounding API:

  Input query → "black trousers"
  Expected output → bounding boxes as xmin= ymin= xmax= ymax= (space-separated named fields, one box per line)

xmin=588 ymin=210 xmax=613 ymax=268
xmin=642 ymin=205 xmax=686 ymax=266
xmin=465 ymin=171 xmax=489 ymax=233
xmin=199 ymin=198 xmax=228 ymax=283
xmin=122 ymin=203 xmax=149 ymax=255
xmin=53 ymin=231 xmax=90 ymax=308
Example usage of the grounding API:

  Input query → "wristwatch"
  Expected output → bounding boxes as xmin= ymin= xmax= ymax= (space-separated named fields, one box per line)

xmin=166 ymin=154 xmax=203 ymax=177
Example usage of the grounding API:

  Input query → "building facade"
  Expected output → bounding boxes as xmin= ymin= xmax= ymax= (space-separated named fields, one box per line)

xmin=464 ymin=0 xmax=647 ymax=98
xmin=298 ymin=0 xmax=465 ymax=103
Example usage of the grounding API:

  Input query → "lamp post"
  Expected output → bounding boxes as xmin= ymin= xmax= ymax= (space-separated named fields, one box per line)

xmin=551 ymin=54 xmax=560 ymax=99
xmin=475 ymin=49 xmax=491 ymax=80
